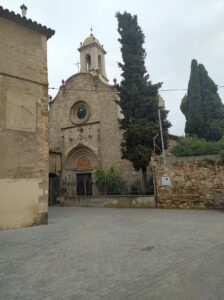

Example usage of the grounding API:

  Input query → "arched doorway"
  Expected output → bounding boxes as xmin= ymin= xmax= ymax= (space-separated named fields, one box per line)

xmin=64 ymin=145 xmax=98 ymax=196
xmin=75 ymin=156 xmax=92 ymax=195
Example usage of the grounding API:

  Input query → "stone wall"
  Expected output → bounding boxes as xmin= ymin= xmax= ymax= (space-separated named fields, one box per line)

xmin=59 ymin=195 xmax=155 ymax=208
xmin=154 ymin=155 xmax=224 ymax=209
xmin=0 ymin=16 xmax=51 ymax=229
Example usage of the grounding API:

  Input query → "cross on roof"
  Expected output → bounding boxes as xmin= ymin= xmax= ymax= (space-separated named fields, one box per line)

xmin=75 ymin=60 xmax=80 ymax=72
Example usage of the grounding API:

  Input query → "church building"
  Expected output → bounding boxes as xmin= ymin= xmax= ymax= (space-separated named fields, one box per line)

xmin=49 ymin=34 xmax=134 ymax=198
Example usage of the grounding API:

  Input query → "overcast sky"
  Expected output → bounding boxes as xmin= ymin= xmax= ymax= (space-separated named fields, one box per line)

xmin=2 ymin=0 xmax=224 ymax=135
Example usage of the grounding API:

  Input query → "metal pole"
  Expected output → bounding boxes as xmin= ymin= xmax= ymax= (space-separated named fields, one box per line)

xmin=153 ymin=133 xmax=159 ymax=153
xmin=158 ymin=108 xmax=166 ymax=170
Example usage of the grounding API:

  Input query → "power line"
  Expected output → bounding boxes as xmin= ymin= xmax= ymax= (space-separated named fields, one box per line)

xmin=48 ymin=86 xmax=117 ymax=93
xmin=0 ymin=82 xmax=224 ymax=93
xmin=1 ymin=70 xmax=223 ymax=92
xmin=160 ymin=88 xmax=187 ymax=92
xmin=160 ymin=86 xmax=224 ymax=92
xmin=48 ymin=85 xmax=224 ymax=92
xmin=2 ymin=85 xmax=221 ymax=91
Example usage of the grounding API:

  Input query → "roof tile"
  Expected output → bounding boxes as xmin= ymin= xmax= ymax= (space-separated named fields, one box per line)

xmin=0 ymin=5 xmax=55 ymax=39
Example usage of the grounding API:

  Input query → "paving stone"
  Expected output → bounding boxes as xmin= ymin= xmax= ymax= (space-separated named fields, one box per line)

xmin=0 ymin=208 xmax=224 ymax=299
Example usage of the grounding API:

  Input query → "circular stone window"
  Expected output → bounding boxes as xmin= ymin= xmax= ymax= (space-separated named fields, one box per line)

xmin=70 ymin=101 xmax=90 ymax=124
xmin=77 ymin=107 xmax=87 ymax=119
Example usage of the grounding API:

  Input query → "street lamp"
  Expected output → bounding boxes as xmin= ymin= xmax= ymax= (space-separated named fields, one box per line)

xmin=158 ymin=96 xmax=166 ymax=170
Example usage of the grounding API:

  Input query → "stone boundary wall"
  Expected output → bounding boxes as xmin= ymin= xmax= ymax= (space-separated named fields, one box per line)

xmin=154 ymin=155 xmax=224 ymax=209
xmin=59 ymin=195 xmax=155 ymax=208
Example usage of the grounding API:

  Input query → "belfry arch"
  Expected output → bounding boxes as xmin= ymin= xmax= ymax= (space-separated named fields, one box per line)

xmin=85 ymin=54 xmax=91 ymax=71
xmin=98 ymin=55 xmax=102 ymax=73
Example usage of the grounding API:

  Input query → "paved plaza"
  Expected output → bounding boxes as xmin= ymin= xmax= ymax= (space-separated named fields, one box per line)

xmin=0 ymin=207 xmax=224 ymax=299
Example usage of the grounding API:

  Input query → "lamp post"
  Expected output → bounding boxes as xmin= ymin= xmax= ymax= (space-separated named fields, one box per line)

xmin=158 ymin=96 xmax=166 ymax=170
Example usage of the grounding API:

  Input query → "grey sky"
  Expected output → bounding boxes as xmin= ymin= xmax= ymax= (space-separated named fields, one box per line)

xmin=2 ymin=0 xmax=224 ymax=135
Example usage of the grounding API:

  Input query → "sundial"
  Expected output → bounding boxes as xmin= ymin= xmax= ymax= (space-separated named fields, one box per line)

xmin=6 ymin=91 xmax=36 ymax=132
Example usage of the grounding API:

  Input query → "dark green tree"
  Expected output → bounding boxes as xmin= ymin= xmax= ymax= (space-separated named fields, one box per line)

xmin=181 ymin=59 xmax=224 ymax=141
xmin=181 ymin=59 xmax=204 ymax=137
xmin=116 ymin=11 xmax=171 ymax=184
xmin=198 ymin=63 xmax=224 ymax=140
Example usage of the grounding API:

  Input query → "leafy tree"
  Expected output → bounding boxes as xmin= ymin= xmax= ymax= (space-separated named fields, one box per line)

xmin=181 ymin=59 xmax=224 ymax=141
xmin=116 ymin=11 xmax=171 ymax=184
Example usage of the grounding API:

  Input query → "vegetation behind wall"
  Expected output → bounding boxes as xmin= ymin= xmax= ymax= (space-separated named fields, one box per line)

xmin=171 ymin=136 xmax=224 ymax=159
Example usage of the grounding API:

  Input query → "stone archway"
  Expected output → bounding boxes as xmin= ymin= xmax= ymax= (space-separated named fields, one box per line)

xmin=63 ymin=145 xmax=98 ymax=196
xmin=74 ymin=156 xmax=93 ymax=195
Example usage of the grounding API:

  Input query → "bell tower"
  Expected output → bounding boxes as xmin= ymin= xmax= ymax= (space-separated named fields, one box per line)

xmin=78 ymin=34 xmax=108 ymax=82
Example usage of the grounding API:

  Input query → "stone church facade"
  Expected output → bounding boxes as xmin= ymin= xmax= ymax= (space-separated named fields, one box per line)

xmin=49 ymin=34 xmax=134 ymax=197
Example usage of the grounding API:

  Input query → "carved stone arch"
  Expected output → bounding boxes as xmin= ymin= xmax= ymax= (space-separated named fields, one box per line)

xmin=64 ymin=145 xmax=98 ymax=171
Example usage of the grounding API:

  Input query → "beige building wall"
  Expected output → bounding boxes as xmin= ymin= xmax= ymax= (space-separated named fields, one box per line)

xmin=0 ymin=11 xmax=54 ymax=229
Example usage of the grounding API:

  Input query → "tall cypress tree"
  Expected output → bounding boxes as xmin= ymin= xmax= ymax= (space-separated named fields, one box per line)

xmin=198 ymin=63 xmax=224 ymax=141
xmin=181 ymin=59 xmax=224 ymax=141
xmin=181 ymin=59 xmax=204 ymax=137
xmin=116 ymin=11 xmax=171 ymax=183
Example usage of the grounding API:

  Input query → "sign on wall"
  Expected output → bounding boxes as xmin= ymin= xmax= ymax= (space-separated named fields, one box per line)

xmin=160 ymin=176 xmax=171 ymax=186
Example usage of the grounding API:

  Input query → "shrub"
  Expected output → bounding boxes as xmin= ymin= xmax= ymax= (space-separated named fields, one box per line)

xmin=95 ymin=168 xmax=124 ymax=195
xmin=95 ymin=168 xmax=154 ymax=195
xmin=172 ymin=136 xmax=224 ymax=157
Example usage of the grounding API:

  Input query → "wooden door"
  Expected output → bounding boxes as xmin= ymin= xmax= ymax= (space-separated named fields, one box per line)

xmin=76 ymin=173 xmax=92 ymax=195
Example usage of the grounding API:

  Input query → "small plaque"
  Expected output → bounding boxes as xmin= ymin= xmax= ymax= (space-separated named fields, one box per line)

xmin=161 ymin=176 xmax=171 ymax=186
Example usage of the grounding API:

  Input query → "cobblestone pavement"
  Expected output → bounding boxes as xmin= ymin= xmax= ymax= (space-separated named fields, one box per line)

xmin=1 ymin=208 xmax=224 ymax=300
